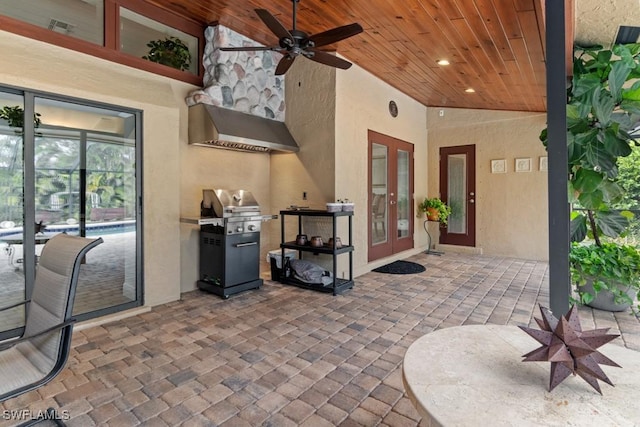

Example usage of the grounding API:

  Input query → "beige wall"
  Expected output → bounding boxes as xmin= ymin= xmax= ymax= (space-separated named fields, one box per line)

xmin=0 ymin=30 xmax=187 ymax=306
xmin=275 ymin=56 xmax=430 ymax=277
xmin=426 ymin=107 xmax=549 ymax=260
xmin=335 ymin=60 xmax=429 ymax=275
xmin=270 ymin=57 xmax=337 ymax=255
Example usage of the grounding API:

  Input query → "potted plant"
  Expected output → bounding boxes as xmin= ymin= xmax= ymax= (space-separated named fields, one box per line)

xmin=569 ymin=242 xmax=640 ymax=311
xmin=540 ymin=43 xmax=640 ymax=312
xmin=142 ymin=36 xmax=191 ymax=71
xmin=418 ymin=197 xmax=452 ymax=226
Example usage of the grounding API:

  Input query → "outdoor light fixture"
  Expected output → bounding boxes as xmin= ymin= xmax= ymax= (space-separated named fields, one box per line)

xmin=436 ymin=59 xmax=450 ymax=66
xmin=464 ymin=88 xmax=475 ymax=93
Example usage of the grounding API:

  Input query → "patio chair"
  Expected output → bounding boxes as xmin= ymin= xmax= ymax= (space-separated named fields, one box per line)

xmin=0 ymin=234 xmax=103 ymax=426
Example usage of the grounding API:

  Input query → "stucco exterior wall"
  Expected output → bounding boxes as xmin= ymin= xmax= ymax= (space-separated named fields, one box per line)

xmin=273 ymin=56 xmax=429 ymax=278
xmin=426 ymin=107 xmax=549 ymax=261
xmin=335 ymin=60 xmax=429 ymax=275
xmin=264 ymin=59 xmax=337 ymax=255
xmin=0 ymin=30 xmax=186 ymax=306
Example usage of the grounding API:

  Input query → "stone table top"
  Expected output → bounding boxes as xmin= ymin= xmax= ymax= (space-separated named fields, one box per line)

xmin=402 ymin=324 xmax=640 ymax=427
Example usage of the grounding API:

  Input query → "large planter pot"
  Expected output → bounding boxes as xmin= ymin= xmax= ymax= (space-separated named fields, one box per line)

xmin=579 ymin=277 xmax=635 ymax=312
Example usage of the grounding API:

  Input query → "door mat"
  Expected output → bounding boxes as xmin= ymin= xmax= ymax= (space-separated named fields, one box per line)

xmin=372 ymin=260 xmax=426 ymax=274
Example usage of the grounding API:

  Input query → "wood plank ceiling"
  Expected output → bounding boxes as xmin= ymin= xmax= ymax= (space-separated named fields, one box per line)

xmin=144 ymin=0 xmax=573 ymax=113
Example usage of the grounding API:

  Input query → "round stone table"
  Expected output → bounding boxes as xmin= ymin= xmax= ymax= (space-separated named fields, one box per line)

xmin=402 ymin=324 xmax=640 ymax=426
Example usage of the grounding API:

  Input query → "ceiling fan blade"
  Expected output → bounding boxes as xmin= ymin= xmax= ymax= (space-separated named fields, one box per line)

xmin=220 ymin=46 xmax=278 ymax=52
xmin=306 ymin=50 xmax=353 ymax=70
xmin=255 ymin=9 xmax=294 ymax=45
xmin=275 ymin=55 xmax=296 ymax=75
xmin=309 ymin=23 xmax=363 ymax=48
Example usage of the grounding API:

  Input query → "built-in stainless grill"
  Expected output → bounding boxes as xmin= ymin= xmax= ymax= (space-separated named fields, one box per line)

xmin=195 ymin=189 xmax=274 ymax=299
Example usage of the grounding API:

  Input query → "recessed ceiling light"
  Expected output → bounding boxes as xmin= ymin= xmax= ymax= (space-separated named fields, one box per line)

xmin=465 ymin=88 xmax=475 ymax=93
xmin=437 ymin=59 xmax=450 ymax=66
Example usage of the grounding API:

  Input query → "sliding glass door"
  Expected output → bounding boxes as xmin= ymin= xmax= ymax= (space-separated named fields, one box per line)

xmin=0 ymin=91 xmax=25 ymax=333
xmin=0 ymin=88 xmax=142 ymax=339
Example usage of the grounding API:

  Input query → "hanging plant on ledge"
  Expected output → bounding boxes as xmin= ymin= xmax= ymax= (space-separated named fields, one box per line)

xmin=142 ymin=36 xmax=191 ymax=71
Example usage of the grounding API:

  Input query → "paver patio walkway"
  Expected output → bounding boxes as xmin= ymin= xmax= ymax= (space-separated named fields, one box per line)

xmin=1 ymin=251 xmax=638 ymax=426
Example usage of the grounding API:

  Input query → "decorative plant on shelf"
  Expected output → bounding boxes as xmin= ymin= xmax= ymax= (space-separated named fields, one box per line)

xmin=418 ymin=197 xmax=452 ymax=226
xmin=142 ymin=36 xmax=191 ymax=71
xmin=539 ymin=43 xmax=640 ymax=312
xmin=0 ymin=106 xmax=42 ymax=129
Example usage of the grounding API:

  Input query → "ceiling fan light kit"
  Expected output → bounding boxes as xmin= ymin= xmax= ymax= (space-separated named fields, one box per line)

xmin=220 ymin=0 xmax=363 ymax=75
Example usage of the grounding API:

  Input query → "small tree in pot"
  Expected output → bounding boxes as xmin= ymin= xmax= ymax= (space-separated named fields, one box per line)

xmin=540 ymin=43 xmax=640 ymax=312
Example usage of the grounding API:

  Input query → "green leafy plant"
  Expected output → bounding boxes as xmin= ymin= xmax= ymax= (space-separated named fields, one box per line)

xmin=142 ymin=36 xmax=191 ymax=71
xmin=0 ymin=106 xmax=42 ymax=128
xmin=569 ymin=242 xmax=640 ymax=312
xmin=418 ymin=197 xmax=452 ymax=226
xmin=540 ymin=43 xmax=640 ymax=310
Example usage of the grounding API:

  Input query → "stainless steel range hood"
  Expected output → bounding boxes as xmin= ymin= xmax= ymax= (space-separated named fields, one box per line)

xmin=188 ymin=103 xmax=299 ymax=153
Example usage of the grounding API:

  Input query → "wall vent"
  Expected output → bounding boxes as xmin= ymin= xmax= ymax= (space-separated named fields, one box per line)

xmin=48 ymin=19 xmax=74 ymax=34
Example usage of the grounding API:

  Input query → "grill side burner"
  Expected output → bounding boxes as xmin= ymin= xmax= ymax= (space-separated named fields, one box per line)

xmin=196 ymin=188 xmax=270 ymax=299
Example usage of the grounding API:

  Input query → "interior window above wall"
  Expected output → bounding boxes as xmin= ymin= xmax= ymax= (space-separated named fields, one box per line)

xmin=0 ymin=0 xmax=104 ymax=45
xmin=121 ymin=7 xmax=198 ymax=75
xmin=0 ymin=0 xmax=204 ymax=85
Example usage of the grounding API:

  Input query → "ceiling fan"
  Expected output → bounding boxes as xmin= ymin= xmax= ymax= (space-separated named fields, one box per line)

xmin=219 ymin=0 xmax=363 ymax=75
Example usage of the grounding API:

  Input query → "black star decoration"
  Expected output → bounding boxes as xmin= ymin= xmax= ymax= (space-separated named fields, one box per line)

xmin=518 ymin=304 xmax=621 ymax=394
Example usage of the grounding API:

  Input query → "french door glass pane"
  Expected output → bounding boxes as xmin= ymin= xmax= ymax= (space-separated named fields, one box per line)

xmin=397 ymin=150 xmax=410 ymax=239
xmin=0 ymin=92 xmax=25 ymax=334
xmin=372 ymin=143 xmax=388 ymax=245
xmin=0 ymin=0 xmax=104 ymax=45
xmin=447 ymin=154 xmax=467 ymax=234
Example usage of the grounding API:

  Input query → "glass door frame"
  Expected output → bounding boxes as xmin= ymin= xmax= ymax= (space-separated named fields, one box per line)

xmin=368 ymin=130 xmax=415 ymax=261
xmin=0 ymin=85 xmax=143 ymax=340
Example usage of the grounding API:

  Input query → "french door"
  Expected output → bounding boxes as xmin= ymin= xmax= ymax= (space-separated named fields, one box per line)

xmin=368 ymin=131 xmax=414 ymax=261
xmin=439 ymin=145 xmax=476 ymax=246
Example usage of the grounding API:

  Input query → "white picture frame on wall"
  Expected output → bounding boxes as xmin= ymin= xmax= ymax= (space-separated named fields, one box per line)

xmin=539 ymin=156 xmax=548 ymax=171
xmin=491 ymin=159 xmax=506 ymax=173
xmin=515 ymin=158 xmax=532 ymax=172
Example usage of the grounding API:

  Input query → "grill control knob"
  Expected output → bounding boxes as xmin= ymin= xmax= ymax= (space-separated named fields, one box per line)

xmin=248 ymin=224 xmax=257 ymax=232
xmin=236 ymin=226 xmax=243 ymax=233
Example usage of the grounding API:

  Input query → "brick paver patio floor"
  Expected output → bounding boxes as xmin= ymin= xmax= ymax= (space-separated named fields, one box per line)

xmin=1 ymin=251 xmax=639 ymax=426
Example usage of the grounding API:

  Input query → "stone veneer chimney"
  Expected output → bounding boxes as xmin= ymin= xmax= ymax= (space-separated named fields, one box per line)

xmin=185 ymin=26 xmax=286 ymax=122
